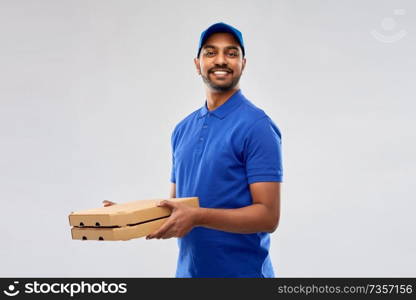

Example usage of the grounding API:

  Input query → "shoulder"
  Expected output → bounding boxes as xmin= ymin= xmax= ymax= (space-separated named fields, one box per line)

xmin=237 ymin=96 xmax=282 ymax=139
xmin=171 ymin=107 xmax=200 ymax=140
xmin=238 ymin=96 xmax=267 ymax=121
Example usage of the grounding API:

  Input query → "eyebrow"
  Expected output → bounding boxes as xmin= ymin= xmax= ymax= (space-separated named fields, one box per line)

xmin=203 ymin=45 xmax=240 ymax=51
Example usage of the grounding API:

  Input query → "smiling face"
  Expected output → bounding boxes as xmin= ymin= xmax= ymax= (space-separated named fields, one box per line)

xmin=194 ymin=32 xmax=246 ymax=92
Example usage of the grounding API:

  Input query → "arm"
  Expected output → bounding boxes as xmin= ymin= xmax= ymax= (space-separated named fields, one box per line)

xmin=170 ymin=183 xmax=176 ymax=198
xmin=196 ymin=182 xmax=280 ymax=234
xmin=146 ymin=181 xmax=280 ymax=239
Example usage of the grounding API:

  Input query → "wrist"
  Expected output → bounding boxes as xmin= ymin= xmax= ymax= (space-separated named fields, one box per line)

xmin=192 ymin=207 xmax=204 ymax=227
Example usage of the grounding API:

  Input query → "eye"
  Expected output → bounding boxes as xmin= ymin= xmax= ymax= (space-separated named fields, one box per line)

xmin=205 ymin=51 xmax=216 ymax=57
xmin=227 ymin=51 xmax=239 ymax=57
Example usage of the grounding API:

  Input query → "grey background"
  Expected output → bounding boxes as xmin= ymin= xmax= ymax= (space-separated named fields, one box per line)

xmin=1 ymin=0 xmax=415 ymax=277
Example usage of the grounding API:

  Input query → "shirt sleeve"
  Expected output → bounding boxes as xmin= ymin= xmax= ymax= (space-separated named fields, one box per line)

xmin=170 ymin=127 xmax=177 ymax=184
xmin=170 ymin=153 xmax=176 ymax=183
xmin=244 ymin=116 xmax=283 ymax=184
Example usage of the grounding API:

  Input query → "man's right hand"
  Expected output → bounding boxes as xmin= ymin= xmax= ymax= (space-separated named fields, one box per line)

xmin=102 ymin=200 xmax=117 ymax=207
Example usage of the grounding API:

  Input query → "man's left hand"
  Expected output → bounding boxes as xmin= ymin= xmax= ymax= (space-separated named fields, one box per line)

xmin=146 ymin=200 xmax=199 ymax=239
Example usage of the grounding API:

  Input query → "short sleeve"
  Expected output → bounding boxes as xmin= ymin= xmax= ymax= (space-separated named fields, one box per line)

xmin=170 ymin=152 xmax=176 ymax=183
xmin=244 ymin=116 xmax=283 ymax=184
xmin=170 ymin=126 xmax=177 ymax=183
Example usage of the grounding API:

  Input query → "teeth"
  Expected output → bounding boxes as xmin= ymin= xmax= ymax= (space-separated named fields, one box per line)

xmin=213 ymin=71 xmax=228 ymax=75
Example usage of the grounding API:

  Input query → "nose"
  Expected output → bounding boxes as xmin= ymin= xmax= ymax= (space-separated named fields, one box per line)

xmin=213 ymin=51 xmax=227 ymax=66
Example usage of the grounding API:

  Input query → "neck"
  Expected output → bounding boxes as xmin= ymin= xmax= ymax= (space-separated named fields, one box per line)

xmin=205 ymin=86 xmax=240 ymax=111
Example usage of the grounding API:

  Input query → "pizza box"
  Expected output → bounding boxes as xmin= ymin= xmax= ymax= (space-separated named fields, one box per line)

xmin=69 ymin=197 xmax=199 ymax=241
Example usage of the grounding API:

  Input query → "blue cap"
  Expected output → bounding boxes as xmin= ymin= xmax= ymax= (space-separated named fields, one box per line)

xmin=197 ymin=22 xmax=245 ymax=57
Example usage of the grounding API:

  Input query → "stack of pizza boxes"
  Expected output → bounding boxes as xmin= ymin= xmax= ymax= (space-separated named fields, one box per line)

xmin=69 ymin=197 xmax=199 ymax=241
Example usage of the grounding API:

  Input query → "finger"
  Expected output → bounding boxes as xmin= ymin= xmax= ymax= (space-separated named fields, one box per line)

xmin=157 ymin=200 xmax=177 ymax=210
xmin=147 ymin=219 xmax=173 ymax=239
xmin=161 ymin=230 xmax=176 ymax=239
xmin=102 ymin=200 xmax=115 ymax=207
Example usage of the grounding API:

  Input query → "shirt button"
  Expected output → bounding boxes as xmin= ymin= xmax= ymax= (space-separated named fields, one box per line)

xmin=199 ymin=138 xmax=204 ymax=142
xmin=203 ymin=125 xmax=208 ymax=128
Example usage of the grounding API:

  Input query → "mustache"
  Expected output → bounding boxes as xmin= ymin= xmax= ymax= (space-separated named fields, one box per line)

xmin=209 ymin=67 xmax=233 ymax=73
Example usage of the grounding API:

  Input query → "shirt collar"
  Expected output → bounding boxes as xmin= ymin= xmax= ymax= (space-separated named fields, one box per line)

xmin=198 ymin=89 xmax=244 ymax=120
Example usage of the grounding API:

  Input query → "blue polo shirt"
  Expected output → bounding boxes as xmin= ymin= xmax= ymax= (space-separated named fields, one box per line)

xmin=170 ymin=89 xmax=283 ymax=278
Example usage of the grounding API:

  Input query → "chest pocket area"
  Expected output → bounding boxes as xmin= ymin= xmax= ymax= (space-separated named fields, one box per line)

xmin=204 ymin=138 xmax=244 ymax=174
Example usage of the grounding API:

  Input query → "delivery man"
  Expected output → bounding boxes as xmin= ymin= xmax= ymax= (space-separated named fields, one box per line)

xmin=104 ymin=22 xmax=283 ymax=278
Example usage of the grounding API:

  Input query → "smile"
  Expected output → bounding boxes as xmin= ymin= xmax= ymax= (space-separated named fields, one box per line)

xmin=211 ymin=70 xmax=231 ymax=77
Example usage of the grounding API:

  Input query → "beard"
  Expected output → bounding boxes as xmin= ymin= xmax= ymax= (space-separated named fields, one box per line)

xmin=201 ymin=70 xmax=242 ymax=92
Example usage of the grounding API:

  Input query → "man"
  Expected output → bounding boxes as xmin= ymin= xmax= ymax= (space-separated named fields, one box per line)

xmin=104 ymin=22 xmax=283 ymax=278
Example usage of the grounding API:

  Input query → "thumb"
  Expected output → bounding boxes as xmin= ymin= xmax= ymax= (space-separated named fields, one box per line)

xmin=157 ymin=200 xmax=177 ymax=210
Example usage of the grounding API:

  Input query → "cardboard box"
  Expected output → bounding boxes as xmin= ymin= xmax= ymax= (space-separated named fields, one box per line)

xmin=69 ymin=197 xmax=199 ymax=241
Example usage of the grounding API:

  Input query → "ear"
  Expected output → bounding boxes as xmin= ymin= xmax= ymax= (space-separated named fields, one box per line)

xmin=194 ymin=57 xmax=201 ymax=75
xmin=241 ymin=57 xmax=247 ymax=72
